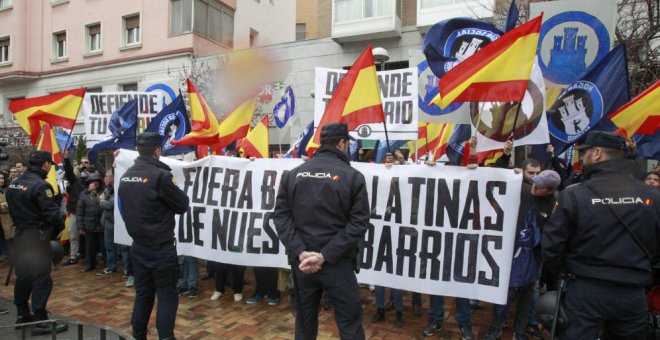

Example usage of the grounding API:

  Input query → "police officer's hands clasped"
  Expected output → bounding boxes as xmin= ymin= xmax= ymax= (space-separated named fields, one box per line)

xmin=299 ymin=251 xmax=325 ymax=274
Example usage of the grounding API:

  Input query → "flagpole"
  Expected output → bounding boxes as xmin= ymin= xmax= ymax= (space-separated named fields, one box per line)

xmin=510 ymin=101 xmax=523 ymax=141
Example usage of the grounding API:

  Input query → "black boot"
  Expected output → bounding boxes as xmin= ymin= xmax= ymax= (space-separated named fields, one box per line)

xmin=15 ymin=314 xmax=33 ymax=329
xmin=395 ymin=311 xmax=404 ymax=327
xmin=371 ymin=308 xmax=385 ymax=323
xmin=133 ymin=330 xmax=148 ymax=340
xmin=31 ymin=321 xmax=68 ymax=336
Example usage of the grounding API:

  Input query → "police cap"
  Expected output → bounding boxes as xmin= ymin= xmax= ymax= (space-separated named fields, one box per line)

xmin=576 ymin=131 xmax=625 ymax=150
xmin=320 ymin=123 xmax=356 ymax=141
xmin=29 ymin=150 xmax=54 ymax=165
xmin=136 ymin=132 xmax=163 ymax=147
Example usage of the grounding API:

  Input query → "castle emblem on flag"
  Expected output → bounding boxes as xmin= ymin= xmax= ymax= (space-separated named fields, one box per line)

xmin=548 ymin=80 xmax=604 ymax=142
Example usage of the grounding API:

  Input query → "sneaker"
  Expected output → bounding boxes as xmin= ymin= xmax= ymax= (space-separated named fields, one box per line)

xmin=267 ymin=297 xmax=280 ymax=306
xmin=177 ymin=286 xmax=188 ymax=295
xmin=483 ymin=325 xmax=503 ymax=340
xmin=422 ymin=321 xmax=442 ymax=337
xmin=246 ymin=294 xmax=264 ymax=304
xmin=234 ymin=293 xmax=243 ymax=302
xmin=371 ymin=308 xmax=385 ymax=323
xmin=211 ymin=291 xmax=223 ymax=301
xmin=125 ymin=276 xmax=135 ymax=287
xmin=458 ymin=322 xmax=473 ymax=340
xmin=513 ymin=332 xmax=529 ymax=340
xmin=525 ymin=325 xmax=545 ymax=340
xmin=31 ymin=321 xmax=68 ymax=336
xmin=186 ymin=289 xmax=199 ymax=298
xmin=97 ymin=268 xmax=114 ymax=276
xmin=62 ymin=258 xmax=78 ymax=266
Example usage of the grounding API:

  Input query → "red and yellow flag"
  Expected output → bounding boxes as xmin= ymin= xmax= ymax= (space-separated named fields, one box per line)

xmin=408 ymin=122 xmax=444 ymax=161
xmin=238 ymin=115 xmax=269 ymax=158
xmin=431 ymin=15 xmax=542 ymax=109
xmin=36 ymin=123 xmax=63 ymax=195
xmin=306 ymin=45 xmax=385 ymax=155
xmin=211 ymin=97 xmax=257 ymax=153
xmin=432 ymin=123 xmax=458 ymax=160
xmin=609 ymin=80 xmax=660 ymax=138
xmin=9 ymin=88 xmax=86 ymax=145
xmin=172 ymin=79 xmax=220 ymax=146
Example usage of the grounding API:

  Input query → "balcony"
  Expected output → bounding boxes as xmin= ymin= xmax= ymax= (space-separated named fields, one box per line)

xmin=417 ymin=0 xmax=495 ymax=33
xmin=332 ymin=0 xmax=402 ymax=43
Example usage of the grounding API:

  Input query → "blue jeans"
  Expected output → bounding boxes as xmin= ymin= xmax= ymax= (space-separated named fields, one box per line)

xmin=375 ymin=286 xmax=403 ymax=312
xmin=177 ymin=256 xmax=198 ymax=290
xmin=104 ymin=228 xmax=116 ymax=272
xmin=429 ymin=295 xmax=472 ymax=325
xmin=121 ymin=245 xmax=133 ymax=276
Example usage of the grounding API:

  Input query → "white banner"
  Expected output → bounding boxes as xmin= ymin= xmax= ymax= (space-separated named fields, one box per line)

xmin=114 ymin=151 xmax=521 ymax=304
xmin=82 ymin=92 xmax=164 ymax=148
xmin=314 ymin=67 xmax=418 ymax=141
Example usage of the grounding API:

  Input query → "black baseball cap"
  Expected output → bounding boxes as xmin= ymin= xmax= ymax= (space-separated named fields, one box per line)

xmin=136 ymin=132 xmax=163 ymax=147
xmin=575 ymin=131 xmax=625 ymax=150
xmin=320 ymin=122 xmax=356 ymax=141
xmin=29 ymin=150 xmax=53 ymax=165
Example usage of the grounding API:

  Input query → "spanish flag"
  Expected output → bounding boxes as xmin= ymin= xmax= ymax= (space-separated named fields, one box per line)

xmin=409 ymin=122 xmax=444 ymax=161
xmin=431 ymin=15 xmax=542 ymax=109
xmin=36 ymin=123 xmax=63 ymax=195
xmin=306 ymin=45 xmax=385 ymax=155
xmin=9 ymin=88 xmax=86 ymax=145
xmin=432 ymin=123 xmax=458 ymax=160
xmin=172 ymin=79 xmax=220 ymax=146
xmin=609 ymin=81 xmax=660 ymax=138
xmin=211 ymin=97 xmax=257 ymax=153
xmin=238 ymin=115 xmax=269 ymax=158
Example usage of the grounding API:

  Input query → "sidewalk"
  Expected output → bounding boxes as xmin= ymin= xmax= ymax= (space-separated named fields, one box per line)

xmin=0 ymin=260 xmax=515 ymax=339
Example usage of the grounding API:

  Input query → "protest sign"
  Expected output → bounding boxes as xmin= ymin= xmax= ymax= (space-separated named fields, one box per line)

xmin=115 ymin=151 xmax=521 ymax=303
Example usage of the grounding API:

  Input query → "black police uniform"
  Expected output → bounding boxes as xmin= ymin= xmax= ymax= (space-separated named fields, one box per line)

xmin=118 ymin=133 xmax=189 ymax=340
xmin=274 ymin=123 xmax=369 ymax=340
xmin=6 ymin=152 xmax=66 ymax=335
xmin=543 ymin=156 xmax=660 ymax=337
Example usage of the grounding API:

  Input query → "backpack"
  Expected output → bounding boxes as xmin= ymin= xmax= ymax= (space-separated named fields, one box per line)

xmin=509 ymin=207 xmax=541 ymax=287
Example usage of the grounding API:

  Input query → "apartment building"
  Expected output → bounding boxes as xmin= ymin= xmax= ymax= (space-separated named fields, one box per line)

xmin=0 ymin=0 xmax=295 ymax=149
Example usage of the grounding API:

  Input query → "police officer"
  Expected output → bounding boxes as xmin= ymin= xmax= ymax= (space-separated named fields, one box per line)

xmin=6 ymin=150 xmax=68 ymax=335
xmin=542 ymin=131 xmax=660 ymax=339
xmin=274 ymin=122 xmax=369 ymax=340
xmin=118 ymin=132 xmax=189 ymax=340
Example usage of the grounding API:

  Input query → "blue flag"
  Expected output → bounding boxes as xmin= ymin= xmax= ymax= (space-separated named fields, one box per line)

xmin=88 ymin=100 xmax=138 ymax=164
xmin=375 ymin=140 xmax=407 ymax=163
xmin=635 ymin=132 xmax=660 ymax=160
xmin=445 ymin=124 xmax=472 ymax=165
xmin=285 ymin=121 xmax=314 ymax=158
xmin=145 ymin=94 xmax=195 ymax=156
xmin=505 ymin=0 xmax=519 ymax=32
xmin=349 ymin=139 xmax=362 ymax=161
xmin=547 ymin=44 xmax=630 ymax=155
xmin=422 ymin=18 xmax=502 ymax=79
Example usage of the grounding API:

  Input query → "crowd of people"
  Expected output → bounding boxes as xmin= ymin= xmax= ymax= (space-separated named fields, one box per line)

xmin=0 ymin=128 xmax=657 ymax=339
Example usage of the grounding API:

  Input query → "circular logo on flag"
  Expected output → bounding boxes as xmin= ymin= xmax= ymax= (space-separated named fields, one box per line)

xmin=443 ymin=28 xmax=500 ymax=74
xmin=537 ymin=11 xmax=610 ymax=85
xmin=547 ymin=81 xmax=604 ymax=143
xmin=159 ymin=110 xmax=187 ymax=150
xmin=417 ymin=60 xmax=463 ymax=117
xmin=469 ymin=79 xmax=545 ymax=142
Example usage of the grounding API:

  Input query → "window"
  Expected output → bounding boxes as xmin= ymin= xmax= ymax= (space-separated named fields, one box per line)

xmin=334 ymin=0 xmax=394 ymax=22
xmin=50 ymin=0 xmax=69 ymax=6
xmin=420 ymin=0 xmax=453 ymax=9
xmin=0 ymin=37 xmax=9 ymax=63
xmin=123 ymin=14 xmax=140 ymax=46
xmin=87 ymin=87 xmax=102 ymax=93
xmin=121 ymin=83 xmax=138 ymax=92
xmin=52 ymin=31 xmax=67 ymax=59
xmin=86 ymin=23 xmax=101 ymax=53
xmin=193 ymin=0 xmax=234 ymax=46
xmin=4 ymin=96 xmax=23 ymax=122
xmin=0 ymin=0 xmax=12 ymax=10
xmin=296 ymin=23 xmax=306 ymax=41
xmin=170 ymin=0 xmax=192 ymax=34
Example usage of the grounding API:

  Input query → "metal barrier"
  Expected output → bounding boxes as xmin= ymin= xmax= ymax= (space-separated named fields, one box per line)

xmin=1 ymin=319 xmax=133 ymax=340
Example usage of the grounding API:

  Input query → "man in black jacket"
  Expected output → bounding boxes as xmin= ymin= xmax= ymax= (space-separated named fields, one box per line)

xmin=274 ymin=122 xmax=369 ymax=340
xmin=118 ymin=132 xmax=190 ymax=340
xmin=542 ymin=131 xmax=660 ymax=339
xmin=6 ymin=151 xmax=68 ymax=335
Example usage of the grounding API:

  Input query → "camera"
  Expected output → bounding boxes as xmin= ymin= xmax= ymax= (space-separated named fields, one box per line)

xmin=0 ymin=140 xmax=8 ymax=161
